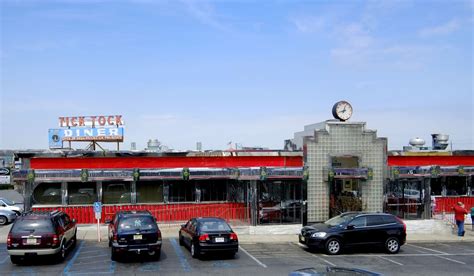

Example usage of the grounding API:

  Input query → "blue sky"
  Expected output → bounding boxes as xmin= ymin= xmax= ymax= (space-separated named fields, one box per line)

xmin=1 ymin=0 xmax=473 ymax=151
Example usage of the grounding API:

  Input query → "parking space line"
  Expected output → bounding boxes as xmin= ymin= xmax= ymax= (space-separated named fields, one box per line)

xmin=0 ymin=256 xmax=8 ymax=264
xmin=406 ymin=244 xmax=448 ymax=254
xmin=239 ymin=246 xmax=267 ymax=268
xmin=378 ymin=256 xmax=403 ymax=266
xmin=434 ymin=255 xmax=466 ymax=265
xmin=169 ymin=238 xmax=191 ymax=272
xmin=138 ymin=262 xmax=160 ymax=272
xmin=64 ymin=240 xmax=85 ymax=275
xmin=76 ymin=254 xmax=109 ymax=260
xmin=309 ymin=254 xmax=336 ymax=267
xmin=109 ymin=259 xmax=116 ymax=274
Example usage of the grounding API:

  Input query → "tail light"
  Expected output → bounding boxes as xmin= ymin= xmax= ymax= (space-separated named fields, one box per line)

xmin=395 ymin=217 xmax=406 ymax=232
xmin=7 ymin=233 xmax=12 ymax=247
xmin=157 ymin=230 xmax=162 ymax=241
xmin=52 ymin=234 xmax=60 ymax=247
xmin=199 ymin=234 xmax=210 ymax=241
xmin=230 ymin=233 xmax=238 ymax=241
xmin=113 ymin=233 xmax=118 ymax=243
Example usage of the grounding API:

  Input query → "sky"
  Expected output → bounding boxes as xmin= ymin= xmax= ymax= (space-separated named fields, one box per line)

xmin=0 ymin=0 xmax=473 ymax=151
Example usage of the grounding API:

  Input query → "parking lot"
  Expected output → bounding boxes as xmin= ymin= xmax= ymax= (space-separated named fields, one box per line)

xmin=0 ymin=237 xmax=474 ymax=275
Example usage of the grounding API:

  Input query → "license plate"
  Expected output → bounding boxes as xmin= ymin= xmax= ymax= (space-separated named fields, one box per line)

xmin=133 ymin=235 xmax=142 ymax=240
xmin=26 ymin=238 xmax=37 ymax=245
xmin=215 ymin=237 xmax=225 ymax=243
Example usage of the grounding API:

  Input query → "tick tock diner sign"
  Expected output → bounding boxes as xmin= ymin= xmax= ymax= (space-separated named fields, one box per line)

xmin=49 ymin=115 xmax=125 ymax=149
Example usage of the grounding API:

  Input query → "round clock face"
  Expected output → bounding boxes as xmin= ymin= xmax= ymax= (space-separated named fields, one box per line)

xmin=332 ymin=101 xmax=353 ymax=121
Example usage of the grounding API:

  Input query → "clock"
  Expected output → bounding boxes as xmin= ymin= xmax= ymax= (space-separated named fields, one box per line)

xmin=332 ymin=101 xmax=353 ymax=121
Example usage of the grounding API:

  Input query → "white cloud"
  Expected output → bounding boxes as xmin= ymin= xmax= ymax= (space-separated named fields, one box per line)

xmin=419 ymin=19 xmax=461 ymax=37
xmin=330 ymin=23 xmax=374 ymax=65
xmin=291 ymin=15 xmax=325 ymax=33
xmin=181 ymin=0 xmax=228 ymax=31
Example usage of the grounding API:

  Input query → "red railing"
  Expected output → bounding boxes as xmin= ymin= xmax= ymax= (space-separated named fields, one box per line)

xmin=434 ymin=196 xmax=474 ymax=213
xmin=32 ymin=202 xmax=250 ymax=225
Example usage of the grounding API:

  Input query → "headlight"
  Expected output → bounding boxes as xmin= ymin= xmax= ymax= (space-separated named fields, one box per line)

xmin=311 ymin=232 xmax=327 ymax=238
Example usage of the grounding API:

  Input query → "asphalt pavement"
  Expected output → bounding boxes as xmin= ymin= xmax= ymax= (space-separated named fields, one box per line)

xmin=1 ymin=219 xmax=474 ymax=245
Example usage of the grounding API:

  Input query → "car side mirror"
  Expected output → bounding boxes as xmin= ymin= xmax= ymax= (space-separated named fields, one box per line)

xmin=105 ymin=219 xmax=112 ymax=224
xmin=347 ymin=224 xmax=355 ymax=230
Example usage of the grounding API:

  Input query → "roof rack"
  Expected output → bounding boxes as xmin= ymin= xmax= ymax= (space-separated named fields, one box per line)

xmin=21 ymin=210 xmax=62 ymax=217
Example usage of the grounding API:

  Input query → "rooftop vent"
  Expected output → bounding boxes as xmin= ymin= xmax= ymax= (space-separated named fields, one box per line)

xmin=432 ymin=134 xmax=449 ymax=150
xmin=409 ymin=137 xmax=425 ymax=148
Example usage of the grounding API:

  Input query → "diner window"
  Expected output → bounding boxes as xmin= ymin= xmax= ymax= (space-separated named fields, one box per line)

xmin=137 ymin=181 xmax=164 ymax=203
xmin=102 ymin=181 xmax=131 ymax=204
xmin=444 ymin=176 xmax=468 ymax=196
xmin=200 ymin=181 xmax=227 ymax=201
xmin=67 ymin=182 xmax=97 ymax=205
xmin=32 ymin=182 xmax=62 ymax=205
xmin=168 ymin=181 xmax=194 ymax=202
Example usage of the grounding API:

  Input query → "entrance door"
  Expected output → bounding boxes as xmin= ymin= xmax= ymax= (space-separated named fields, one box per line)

xmin=330 ymin=179 xmax=362 ymax=217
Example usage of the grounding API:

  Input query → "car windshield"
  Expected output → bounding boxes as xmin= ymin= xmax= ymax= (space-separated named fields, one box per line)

xmin=324 ymin=214 xmax=357 ymax=227
xmin=119 ymin=216 xmax=156 ymax=231
xmin=1 ymin=198 xmax=14 ymax=205
xmin=199 ymin=220 xmax=231 ymax=232
xmin=12 ymin=218 xmax=54 ymax=233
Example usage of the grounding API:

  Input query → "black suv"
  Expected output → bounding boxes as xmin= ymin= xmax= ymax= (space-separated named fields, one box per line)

xmin=7 ymin=210 xmax=77 ymax=264
xmin=299 ymin=212 xmax=406 ymax=255
xmin=107 ymin=210 xmax=162 ymax=261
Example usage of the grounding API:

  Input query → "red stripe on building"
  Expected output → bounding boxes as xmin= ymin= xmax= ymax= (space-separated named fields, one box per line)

xmin=388 ymin=155 xmax=474 ymax=166
xmin=30 ymin=156 xmax=304 ymax=170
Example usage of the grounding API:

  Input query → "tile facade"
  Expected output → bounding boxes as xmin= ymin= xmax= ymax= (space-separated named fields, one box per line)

xmin=303 ymin=121 xmax=387 ymax=222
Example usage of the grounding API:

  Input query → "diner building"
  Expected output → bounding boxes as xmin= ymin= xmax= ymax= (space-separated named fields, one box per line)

xmin=7 ymin=105 xmax=474 ymax=225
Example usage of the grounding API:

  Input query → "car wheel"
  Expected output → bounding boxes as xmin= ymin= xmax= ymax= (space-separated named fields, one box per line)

xmin=191 ymin=242 xmax=200 ymax=258
xmin=56 ymin=243 xmax=66 ymax=262
xmin=179 ymin=233 xmax=184 ymax=246
xmin=149 ymin=249 xmax=161 ymax=261
xmin=0 ymin=215 xmax=7 ymax=225
xmin=10 ymin=256 xmax=21 ymax=265
xmin=325 ymin=238 xmax=342 ymax=255
xmin=72 ymin=232 xmax=77 ymax=248
xmin=385 ymin=237 xmax=400 ymax=254
xmin=111 ymin=249 xmax=119 ymax=261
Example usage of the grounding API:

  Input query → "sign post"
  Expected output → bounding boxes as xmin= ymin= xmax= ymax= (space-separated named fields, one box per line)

xmin=93 ymin=202 xmax=102 ymax=242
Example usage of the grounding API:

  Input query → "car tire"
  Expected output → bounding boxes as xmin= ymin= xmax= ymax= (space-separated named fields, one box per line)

xmin=72 ymin=232 xmax=77 ymax=248
xmin=149 ymin=249 xmax=161 ymax=261
xmin=385 ymin=237 xmax=400 ymax=254
xmin=179 ymin=234 xmax=184 ymax=246
xmin=325 ymin=238 xmax=342 ymax=255
xmin=10 ymin=256 xmax=21 ymax=265
xmin=191 ymin=242 xmax=200 ymax=259
xmin=111 ymin=249 xmax=119 ymax=261
xmin=56 ymin=243 xmax=66 ymax=263
xmin=0 ymin=215 xmax=7 ymax=225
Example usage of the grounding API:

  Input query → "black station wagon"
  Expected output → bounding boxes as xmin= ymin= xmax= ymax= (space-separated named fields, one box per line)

xmin=179 ymin=217 xmax=238 ymax=258
xmin=299 ymin=212 xmax=406 ymax=255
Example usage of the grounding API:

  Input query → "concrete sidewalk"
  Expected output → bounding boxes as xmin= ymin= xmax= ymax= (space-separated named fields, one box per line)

xmin=70 ymin=219 xmax=474 ymax=244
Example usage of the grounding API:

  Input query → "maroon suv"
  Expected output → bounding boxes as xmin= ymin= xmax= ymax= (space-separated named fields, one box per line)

xmin=7 ymin=210 xmax=77 ymax=264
